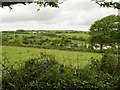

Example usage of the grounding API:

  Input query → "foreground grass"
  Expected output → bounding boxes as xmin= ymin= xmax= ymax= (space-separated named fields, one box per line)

xmin=2 ymin=46 xmax=101 ymax=68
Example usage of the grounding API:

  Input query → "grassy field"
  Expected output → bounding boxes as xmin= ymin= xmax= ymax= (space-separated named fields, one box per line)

xmin=71 ymin=40 xmax=86 ymax=44
xmin=2 ymin=46 xmax=101 ymax=68
xmin=2 ymin=31 xmax=90 ymax=46
xmin=57 ymin=33 xmax=90 ymax=39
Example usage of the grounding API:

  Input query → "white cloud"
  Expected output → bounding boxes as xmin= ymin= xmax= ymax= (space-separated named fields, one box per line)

xmin=0 ymin=0 xmax=118 ymax=31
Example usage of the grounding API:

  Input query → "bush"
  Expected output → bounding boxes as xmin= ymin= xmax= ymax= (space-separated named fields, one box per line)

xmin=2 ymin=53 xmax=80 ymax=89
xmin=89 ymin=53 xmax=120 ymax=89
xmin=2 ymin=53 xmax=120 ymax=89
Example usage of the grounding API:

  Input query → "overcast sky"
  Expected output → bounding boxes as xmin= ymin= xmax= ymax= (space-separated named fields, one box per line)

xmin=0 ymin=0 xmax=118 ymax=31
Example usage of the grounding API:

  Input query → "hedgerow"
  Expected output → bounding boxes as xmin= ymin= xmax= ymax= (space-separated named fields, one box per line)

xmin=2 ymin=53 xmax=120 ymax=89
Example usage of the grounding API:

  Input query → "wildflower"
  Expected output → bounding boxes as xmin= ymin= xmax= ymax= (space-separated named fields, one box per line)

xmin=4 ymin=67 xmax=8 ymax=71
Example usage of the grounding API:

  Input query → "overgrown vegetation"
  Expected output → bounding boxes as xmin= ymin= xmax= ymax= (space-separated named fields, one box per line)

xmin=2 ymin=52 xmax=120 ymax=89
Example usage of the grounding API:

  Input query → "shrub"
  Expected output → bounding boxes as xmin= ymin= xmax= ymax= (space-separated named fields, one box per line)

xmin=89 ymin=53 xmax=120 ymax=89
xmin=2 ymin=53 xmax=80 ymax=89
xmin=2 ymin=53 xmax=120 ymax=89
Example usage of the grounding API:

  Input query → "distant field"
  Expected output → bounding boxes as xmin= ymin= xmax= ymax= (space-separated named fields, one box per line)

xmin=57 ymin=33 xmax=90 ymax=39
xmin=2 ymin=32 xmax=90 ymax=46
xmin=71 ymin=40 xmax=86 ymax=44
xmin=2 ymin=46 xmax=101 ymax=68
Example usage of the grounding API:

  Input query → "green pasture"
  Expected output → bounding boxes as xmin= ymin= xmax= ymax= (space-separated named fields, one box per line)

xmin=57 ymin=33 xmax=90 ymax=39
xmin=71 ymin=40 xmax=86 ymax=44
xmin=2 ymin=46 xmax=101 ymax=68
xmin=2 ymin=32 xmax=90 ymax=45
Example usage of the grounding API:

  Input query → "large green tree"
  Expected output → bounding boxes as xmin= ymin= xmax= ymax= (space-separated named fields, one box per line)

xmin=90 ymin=15 xmax=119 ymax=50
